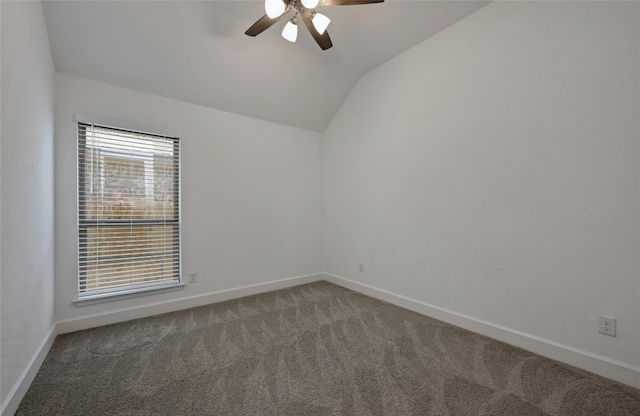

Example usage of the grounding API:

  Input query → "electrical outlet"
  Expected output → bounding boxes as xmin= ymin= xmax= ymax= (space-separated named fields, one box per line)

xmin=188 ymin=272 xmax=198 ymax=283
xmin=599 ymin=316 xmax=616 ymax=337
xmin=358 ymin=262 xmax=364 ymax=272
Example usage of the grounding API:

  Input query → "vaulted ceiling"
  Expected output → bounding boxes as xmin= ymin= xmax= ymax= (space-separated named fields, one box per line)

xmin=42 ymin=0 xmax=490 ymax=132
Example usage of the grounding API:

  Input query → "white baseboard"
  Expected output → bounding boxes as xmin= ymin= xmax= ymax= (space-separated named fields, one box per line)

xmin=322 ymin=273 xmax=640 ymax=389
xmin=56 ymin=273 xmax=324 ymax=334
xmin=1 ymin=325 xmax=57 ymax=416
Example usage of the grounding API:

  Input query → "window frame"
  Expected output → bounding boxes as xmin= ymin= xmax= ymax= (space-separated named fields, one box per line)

xmin=75 ymin=114 xmax=183 ymax=302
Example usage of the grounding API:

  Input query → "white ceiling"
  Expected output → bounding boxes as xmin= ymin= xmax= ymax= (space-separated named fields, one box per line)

xmin=42 ymin=0 xmax=490 ymax=132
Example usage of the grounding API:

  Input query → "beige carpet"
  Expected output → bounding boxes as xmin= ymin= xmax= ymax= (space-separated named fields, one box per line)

xmin=16 ymin=281 xmax=640 ymax=415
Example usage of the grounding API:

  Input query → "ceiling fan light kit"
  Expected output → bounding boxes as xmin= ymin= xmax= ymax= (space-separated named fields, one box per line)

xmin=282 ymin=16 xmax=299 ymax=42
xmin=265 ymin=0 xmax=287 ymax=18
xmin=301 ymin=0 xmax=320 ymax=9
xmin=246 ymin=0 xmax=384 ymax=50
xmin=311 ymin=11 xmax=331 ymax=35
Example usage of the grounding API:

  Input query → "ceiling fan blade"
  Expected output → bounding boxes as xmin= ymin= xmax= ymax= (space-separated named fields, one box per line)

xmin=245 ymin=13 xmax=286 ymax=37
xmin=319 ymin=0 xmax=384 ymax=5
xmin=301 ymin=13 xmax=333 ymax=50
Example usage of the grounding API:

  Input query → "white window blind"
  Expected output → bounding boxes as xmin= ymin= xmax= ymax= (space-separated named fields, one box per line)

xmin=78 ymin=122 xmax=181 ymax=298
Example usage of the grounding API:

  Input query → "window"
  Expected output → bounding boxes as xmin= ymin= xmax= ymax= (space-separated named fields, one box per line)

xmin=78 ymin=121 xmax=181 ymax=298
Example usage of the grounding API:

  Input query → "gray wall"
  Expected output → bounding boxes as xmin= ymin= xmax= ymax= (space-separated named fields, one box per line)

xmin=1 ymin=0 xmax=56 ymax=407
xmin=323 ymin=1 xmax=639 ymax=370
xmin=54 ymin=74 xmax=324 ymax=325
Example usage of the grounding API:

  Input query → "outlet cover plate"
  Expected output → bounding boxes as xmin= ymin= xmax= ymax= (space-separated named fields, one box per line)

xmin=599 ymin=316 xmax=616 ymax=337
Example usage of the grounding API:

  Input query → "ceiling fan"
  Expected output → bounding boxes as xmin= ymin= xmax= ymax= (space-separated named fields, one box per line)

xmin=245 ymin=0 xmax=384 ymax=50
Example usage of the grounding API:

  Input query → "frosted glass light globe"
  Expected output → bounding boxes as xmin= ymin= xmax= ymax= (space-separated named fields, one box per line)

xmin=302 ymin=0 xmax=320 ymax=9
xmin=265 ymin=0 xmax=286 ymax=18
xmin=312 ymin=12 xmax=330 ymax=34
xmin=282 ymin=19 xmax=298 ymax=42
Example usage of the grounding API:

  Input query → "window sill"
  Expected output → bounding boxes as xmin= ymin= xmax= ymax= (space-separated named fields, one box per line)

xmin=73 ymin=282 xmax=186 ymax=307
